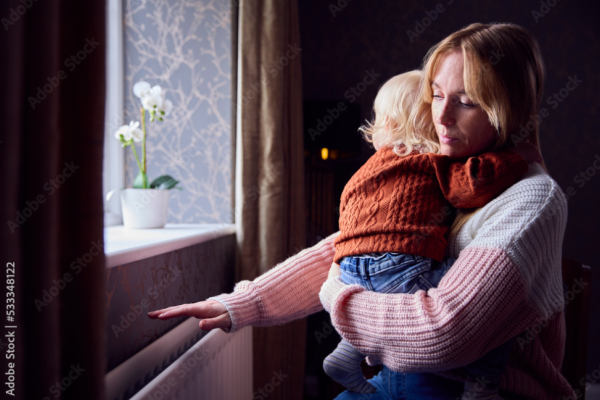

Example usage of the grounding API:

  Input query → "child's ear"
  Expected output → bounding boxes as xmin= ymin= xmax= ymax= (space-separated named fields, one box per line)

xmin=373 ymin=138 xmax=381 ymax=151
xmin=383 ymin=116 xmax=391 ymax=132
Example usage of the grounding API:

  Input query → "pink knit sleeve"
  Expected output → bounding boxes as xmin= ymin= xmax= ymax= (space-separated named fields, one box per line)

xmin=208 ymin=232 xmax=339 ymax=333
xmin=319 ymin=247 xmax=540 ymax=372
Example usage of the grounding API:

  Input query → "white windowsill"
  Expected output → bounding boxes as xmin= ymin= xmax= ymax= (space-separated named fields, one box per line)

xmin=104 ymin=223 xmax=236 ymax=268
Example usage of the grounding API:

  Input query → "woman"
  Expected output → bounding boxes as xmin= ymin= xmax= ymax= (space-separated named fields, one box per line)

xmin=149 ymin=23 xmax=574 ymax=399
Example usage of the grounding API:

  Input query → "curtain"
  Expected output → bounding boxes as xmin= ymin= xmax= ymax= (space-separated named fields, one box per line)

xmin=235 ymin=0 xmax=306 ymax=398
xmin=0 ymin=1 xmax=106 ymax=399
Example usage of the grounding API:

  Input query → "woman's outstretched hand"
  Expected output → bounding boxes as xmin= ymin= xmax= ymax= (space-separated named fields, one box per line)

xmin=147 ymin=300 xmax=231 ymax=331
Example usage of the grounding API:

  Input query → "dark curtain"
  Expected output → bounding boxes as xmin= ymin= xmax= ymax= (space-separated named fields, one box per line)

xmin=0 ymin=1 xmax=106 ymax=399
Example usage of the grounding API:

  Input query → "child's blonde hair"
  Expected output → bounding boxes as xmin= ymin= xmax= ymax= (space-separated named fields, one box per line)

xmin=360 ymin=70 xmax=440 ymax=156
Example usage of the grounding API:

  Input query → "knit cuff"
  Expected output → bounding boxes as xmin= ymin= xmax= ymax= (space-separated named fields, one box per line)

xmin=206 ymin=280 xmax=262 ymax=334
xmin=319 ymin=276 xmax=365 ymax=314
xmin=205 ymin=295 xmax=234 ymax=333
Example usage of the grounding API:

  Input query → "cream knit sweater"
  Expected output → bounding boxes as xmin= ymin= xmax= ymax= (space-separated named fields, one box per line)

xmin=210 ymin=163 xmax=575 ymax=399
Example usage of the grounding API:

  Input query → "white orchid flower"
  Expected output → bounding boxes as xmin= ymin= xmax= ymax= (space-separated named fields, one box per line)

xmin=130 ymin=122 xmax=144 ymax=142
xmin=160 ymin=99 xmax=173 ymax=116
xmin=140 ymin=85 xmax=165 ymax=111
xmin=133 ymin=81 xmax=151 ymax=99
xmin=133 ymin=81 xmax=173 ymax=118
xmin=115 ymin=121 xmax=144 ymax=142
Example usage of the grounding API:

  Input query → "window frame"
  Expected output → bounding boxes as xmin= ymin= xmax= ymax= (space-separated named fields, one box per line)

xmin=103 ymin=0 xmax=125 ymax=227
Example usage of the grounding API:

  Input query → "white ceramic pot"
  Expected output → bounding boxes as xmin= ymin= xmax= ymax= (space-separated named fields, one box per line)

xmin=119 ymin=188 xmax=170 ymax=229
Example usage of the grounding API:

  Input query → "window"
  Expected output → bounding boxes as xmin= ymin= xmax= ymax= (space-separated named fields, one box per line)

xmin=103 ymin=0 xmax=234 ymax=227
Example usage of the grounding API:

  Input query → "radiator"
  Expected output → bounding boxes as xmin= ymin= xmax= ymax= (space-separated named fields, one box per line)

xmin=106 ymin=318 xmax=253 ymax=400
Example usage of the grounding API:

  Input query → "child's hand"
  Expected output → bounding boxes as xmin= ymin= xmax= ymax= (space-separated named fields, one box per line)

xmin=510 ymin=142 xmax=543 ymax=164
xmin=328 ymin=262 xmax=341 ymax=279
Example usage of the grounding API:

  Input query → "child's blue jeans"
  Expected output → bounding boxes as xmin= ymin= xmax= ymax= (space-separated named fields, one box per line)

xmin=330 ymin=252 xmax=515 ymax=399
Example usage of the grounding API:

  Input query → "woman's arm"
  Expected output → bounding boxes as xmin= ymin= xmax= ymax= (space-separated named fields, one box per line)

xmin=207 ymin=231 xmax=339 ymax=332
xmin=320 ymin=171 xmax=567 ymax=373
xmin=150 ymin=232 xmax=339 ymax=332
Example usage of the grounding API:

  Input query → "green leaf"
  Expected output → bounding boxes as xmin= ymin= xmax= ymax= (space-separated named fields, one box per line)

xmin=150 ymin=174 xmax=181 ymax=190
xmin=133 ymin=171 xmax=149 ymax=188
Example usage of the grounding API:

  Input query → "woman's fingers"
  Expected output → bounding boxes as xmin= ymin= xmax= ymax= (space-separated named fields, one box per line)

xmin=148 ymin=301 xmax=231 ymax=331
xmin=198 ymin=312 xmax=232 ymax=331
xmin=147 ymin=305 xmax=183 ymax=318
xmin=148 ymin=300 xmax=227 ymax=321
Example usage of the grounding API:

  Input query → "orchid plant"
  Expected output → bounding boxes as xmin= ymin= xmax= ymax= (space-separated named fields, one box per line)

xmin=115 ymin=81 xmax=182 ymax=190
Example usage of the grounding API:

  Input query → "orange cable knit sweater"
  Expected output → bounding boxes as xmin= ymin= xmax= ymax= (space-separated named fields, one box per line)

xmin=334 ymin=146 xmax=529 ymax=262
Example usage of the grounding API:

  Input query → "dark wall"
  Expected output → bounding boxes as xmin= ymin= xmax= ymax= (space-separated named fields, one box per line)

xmin=299 ymin=0 xmax=600 ymax=378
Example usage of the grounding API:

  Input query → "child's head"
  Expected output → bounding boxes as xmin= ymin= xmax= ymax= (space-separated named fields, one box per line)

xmin=360 ymin=70 xmax=439 ymax=156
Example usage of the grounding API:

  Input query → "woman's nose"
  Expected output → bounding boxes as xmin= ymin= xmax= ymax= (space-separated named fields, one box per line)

xmin=435 ymin=99 xmax=455 ymax=126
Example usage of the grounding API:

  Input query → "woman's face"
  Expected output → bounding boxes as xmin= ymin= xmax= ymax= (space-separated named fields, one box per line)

xmin=430 ymin=50 xmax=497 ymax=158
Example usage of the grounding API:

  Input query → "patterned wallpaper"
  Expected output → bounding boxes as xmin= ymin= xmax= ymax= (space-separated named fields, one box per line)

xmin=123 ymin=0 xmax=232 ymax=223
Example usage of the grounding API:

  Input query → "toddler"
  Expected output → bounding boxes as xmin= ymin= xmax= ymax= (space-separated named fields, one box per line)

xmin=322 ymin=70 xmax=531 ymax=400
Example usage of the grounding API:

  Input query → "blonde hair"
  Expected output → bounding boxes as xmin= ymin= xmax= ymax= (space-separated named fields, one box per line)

xmin=417 ymin=22 xmax=546 ymax=156
xmin=415 ymin=23 xmax=547 ymax=238
xmin=360 ymin=70 xmax=440 ymax=156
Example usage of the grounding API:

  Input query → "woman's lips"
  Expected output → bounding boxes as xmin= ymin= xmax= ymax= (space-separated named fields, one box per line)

xmin=440 ymin=134 xmax=459 ymax=144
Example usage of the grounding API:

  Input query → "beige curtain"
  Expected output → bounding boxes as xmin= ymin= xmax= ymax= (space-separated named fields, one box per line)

xmin=235 ymin=0 xmax=306 ymax=398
